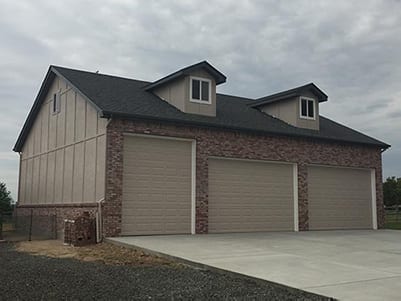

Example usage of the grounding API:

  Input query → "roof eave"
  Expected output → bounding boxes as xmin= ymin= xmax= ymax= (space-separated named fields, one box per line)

xmin=101 ymin=111 xmax=389 ymax=149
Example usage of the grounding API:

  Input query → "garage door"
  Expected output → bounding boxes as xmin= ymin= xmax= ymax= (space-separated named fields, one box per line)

xmin=208 ymin=158 xmax=295 ymax=233
xmin=308 ymin=165 xmax=373 ymax=230
xmin=122 ymin=135 xmax=192 ymax=235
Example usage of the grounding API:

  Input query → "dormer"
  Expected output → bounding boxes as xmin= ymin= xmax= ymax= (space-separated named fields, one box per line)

xmin=145 ymin=61 xmax=226 ymax=117
xmin=251 ymin=83 xmax=328 ymax=131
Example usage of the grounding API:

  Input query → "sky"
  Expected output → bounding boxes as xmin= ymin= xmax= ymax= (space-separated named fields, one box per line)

xmin=0 ymin=0 xmax=400 ymax=200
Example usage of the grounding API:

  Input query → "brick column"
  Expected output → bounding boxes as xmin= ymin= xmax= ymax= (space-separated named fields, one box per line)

xmin=298 ymin=163 xmax=309 ymax=231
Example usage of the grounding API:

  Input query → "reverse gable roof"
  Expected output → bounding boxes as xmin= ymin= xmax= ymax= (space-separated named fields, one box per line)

xmin=13 ymin=65 xmax=390 ymax=152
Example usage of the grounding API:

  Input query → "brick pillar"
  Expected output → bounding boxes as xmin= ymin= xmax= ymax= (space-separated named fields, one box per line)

xmin=298 ymin=163 xmax=309 ymax=231
xmin=196 ymin=150 xmax=208 ymax=234
xmin=103 ymin=122 xmax=124 ymax=237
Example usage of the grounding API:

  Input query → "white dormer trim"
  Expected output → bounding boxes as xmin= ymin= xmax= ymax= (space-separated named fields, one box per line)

xmin=189 ymin=76 xmax=212 ymax=105
xmin=299 ymin=96 xmax=316 ymax=120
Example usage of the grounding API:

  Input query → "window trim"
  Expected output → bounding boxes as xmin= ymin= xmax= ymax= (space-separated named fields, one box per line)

xmin=52 ymin=91 xmax=61 ymax=114
xmin=299 ymin=96 xmax=316 ymax=120
xmin=189 ymin=76 xmax=212 ymax=104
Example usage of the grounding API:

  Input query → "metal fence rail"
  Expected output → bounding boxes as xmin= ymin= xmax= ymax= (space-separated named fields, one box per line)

xmin=1 ymin=210 xmax=57 ymax=241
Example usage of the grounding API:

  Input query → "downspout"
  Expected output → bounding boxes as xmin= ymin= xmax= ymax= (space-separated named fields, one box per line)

xmin=96 ymin=198 xmax=105 ymax=243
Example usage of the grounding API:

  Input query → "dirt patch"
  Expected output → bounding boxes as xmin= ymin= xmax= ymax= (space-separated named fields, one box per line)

xmin=15 ymin=240 xmax=174 ymax=266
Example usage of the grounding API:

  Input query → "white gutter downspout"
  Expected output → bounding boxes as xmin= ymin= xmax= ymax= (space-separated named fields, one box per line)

xmin=96 ymin=198 xmax=105 ymax=243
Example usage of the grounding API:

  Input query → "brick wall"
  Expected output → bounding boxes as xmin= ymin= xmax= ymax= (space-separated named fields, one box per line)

xmin=104 ymin=118 xmax=384 ymax=236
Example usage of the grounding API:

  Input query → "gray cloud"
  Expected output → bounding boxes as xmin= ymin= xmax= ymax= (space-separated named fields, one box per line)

xmin=1 ymin=0 xmax=401 ymax=199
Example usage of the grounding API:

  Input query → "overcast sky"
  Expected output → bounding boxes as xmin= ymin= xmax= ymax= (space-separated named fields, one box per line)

xmin=1 ymin=0 xmax=400 ymax=200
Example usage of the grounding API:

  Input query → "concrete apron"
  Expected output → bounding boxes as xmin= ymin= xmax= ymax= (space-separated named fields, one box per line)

xmin=106 ymin=230 xmax=401 ymax=301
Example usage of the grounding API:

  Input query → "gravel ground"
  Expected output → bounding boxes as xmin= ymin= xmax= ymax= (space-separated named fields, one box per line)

xmin=0 ymin=243 xmax=333 ymax=301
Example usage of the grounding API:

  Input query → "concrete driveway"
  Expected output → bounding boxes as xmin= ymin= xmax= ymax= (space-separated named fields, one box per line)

xmin=108 ymin=230 xmax=401 ymax=301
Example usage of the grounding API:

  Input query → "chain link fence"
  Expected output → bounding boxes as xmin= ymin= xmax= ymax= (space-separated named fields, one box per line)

xmin=1 ymin=210 xmax=57 ymax=241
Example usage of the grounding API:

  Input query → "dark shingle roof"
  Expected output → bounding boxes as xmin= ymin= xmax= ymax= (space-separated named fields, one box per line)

xmin=13 ymin=66 xmax=390 ymax=152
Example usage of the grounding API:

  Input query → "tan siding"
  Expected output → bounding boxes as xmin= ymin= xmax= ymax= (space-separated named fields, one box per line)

xmin=40 ymin=103 xmax=49 ymax=152
xmin=38 ymin=154 xmax=47 ymax=203
xmin=95 ymin=135 xmax=106 ymax=201
xmin=46 ymin=151 xmax=56 ymax=204
xmin=75 ymin=93 xmax=86 ymax=141
xmin=63 ymin=146 xmax=74 ymax=203
xmin=56 ymin=92 xmax=66 ymax=147
xmin=73 ymin=142 xmax=84 ymax=203
xmin=85 ymin=103 xmax=98 ymax=138
xmin=54 ymin=149 xmax=64 ymax=202
xmin=121 ymin=135 xmax=192 ymax=235
xmin=33 ymin=114 xmax=42 ymax=155
xmin=308 ymin=165 xmax=372 ymax=230
xmin=208 ymin=158 xmax=294 ymax=233
xmin=65 ymin=89 xmax=76 ymax=144
xmin=153 ymin=69 xmax=217 ymax=117
xmin=31 ymin=156 xmax=40 ymax=204
xmin=25 ymin=159 xmax=33 ymax=204
xmin=83 ymin=138 xmax=96 ymax=202
xmin=19 ymin=160 xmax=27 ymax=204
xmin=48 ymin=110 xmax=57 ymax=150
xmin=18 ymin=75 xmax=107 ymax=205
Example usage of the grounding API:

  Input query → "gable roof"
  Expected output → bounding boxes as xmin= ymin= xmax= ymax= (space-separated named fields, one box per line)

xmin=13 ymin=66 xmax=390 ymax=152
xmin=249 ymin=83 xmax=328 ymax=107
xmin=144 ymin=60 xmax=227 ymax=91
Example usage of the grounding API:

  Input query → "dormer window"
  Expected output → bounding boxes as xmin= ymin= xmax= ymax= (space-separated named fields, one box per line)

xmin=52 ymin=92 xmax=61 ymax=114
xmin=190 ymin=76 xmax=211 ymax=104
xmin=300 ymin=97 xmax=315 ymax=120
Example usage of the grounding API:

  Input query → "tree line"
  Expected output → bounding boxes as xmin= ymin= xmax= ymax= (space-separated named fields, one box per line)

xmin=384 ymin=177 xmax=401 ymax=208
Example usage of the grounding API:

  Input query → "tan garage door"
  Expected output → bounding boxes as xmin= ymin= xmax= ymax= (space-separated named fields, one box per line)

xmin=122 ymin=135 xmax=192 ymax=235
xmin=208 ymin=158 xmax=295 ymax=233
xmin=308 ymin=165 xmax=373 ymax=230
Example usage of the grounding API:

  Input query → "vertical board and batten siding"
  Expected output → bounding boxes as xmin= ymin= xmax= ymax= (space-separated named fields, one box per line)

xmin=208 ymin=158 xmax=295 ymax=233
xmin=308 ymin=165 xmax=373 ymax=230
xmin=18 ymin=76 xmax=107 ymax=205
xmin=121 ymin=135 xmax=192 ymax=235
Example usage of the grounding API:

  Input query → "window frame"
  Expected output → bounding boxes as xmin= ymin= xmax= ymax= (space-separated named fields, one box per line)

xmin=52 ymin=91 xmax=61 ymax=115
xmin=189 ymin=76 xmax=212 ymax=104
xmin=299 ymin=96 xmax=316 ymax=120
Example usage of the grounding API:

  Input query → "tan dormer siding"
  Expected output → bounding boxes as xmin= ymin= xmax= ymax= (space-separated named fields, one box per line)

xmin=153 ymin=68 xmax=216 ymax=117
xmin=261 ymin=89 xmax=320 ymax=131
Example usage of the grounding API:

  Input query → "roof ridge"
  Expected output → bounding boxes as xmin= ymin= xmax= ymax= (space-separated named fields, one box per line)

xmin=51 ymin=65 xmax=151 ymax=84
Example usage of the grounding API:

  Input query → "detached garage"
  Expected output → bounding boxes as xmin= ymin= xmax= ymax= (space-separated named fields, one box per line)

xmin=308 ymin=165 xmax=377 ymax=230
xmin=208 ymin=158 xmax=297 ymax=233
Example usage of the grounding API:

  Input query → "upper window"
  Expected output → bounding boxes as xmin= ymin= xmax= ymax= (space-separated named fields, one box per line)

xmin=190 ymin=77 xmax=211 ymax=104
xmin=52 ymin=92 xmax=61 ymax=114
xmin=300 ymin=97 xmax=315 ymax=120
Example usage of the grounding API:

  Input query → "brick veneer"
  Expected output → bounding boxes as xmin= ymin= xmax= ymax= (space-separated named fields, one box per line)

xmin=104 ymin=118 xmax=384 ymax=237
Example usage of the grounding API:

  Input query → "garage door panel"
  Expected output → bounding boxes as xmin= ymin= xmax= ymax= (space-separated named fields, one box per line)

xmin=208 ymin=158 xmax=294 ymax=233
xmin=308 ymin=166 xmax=372 ymax=230
xmin=122 ymin=135 xmax=192 ymax=235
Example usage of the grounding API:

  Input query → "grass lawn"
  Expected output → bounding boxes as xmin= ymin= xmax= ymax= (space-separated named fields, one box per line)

xmin=385 ymin=212 xmax=401 ymax=230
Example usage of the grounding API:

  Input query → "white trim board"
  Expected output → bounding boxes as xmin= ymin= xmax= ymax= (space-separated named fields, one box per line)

xmin=293 ymin=163 xmax=299 ymax=232
xmin=371 ymin=169 xmax=378 ymax=230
